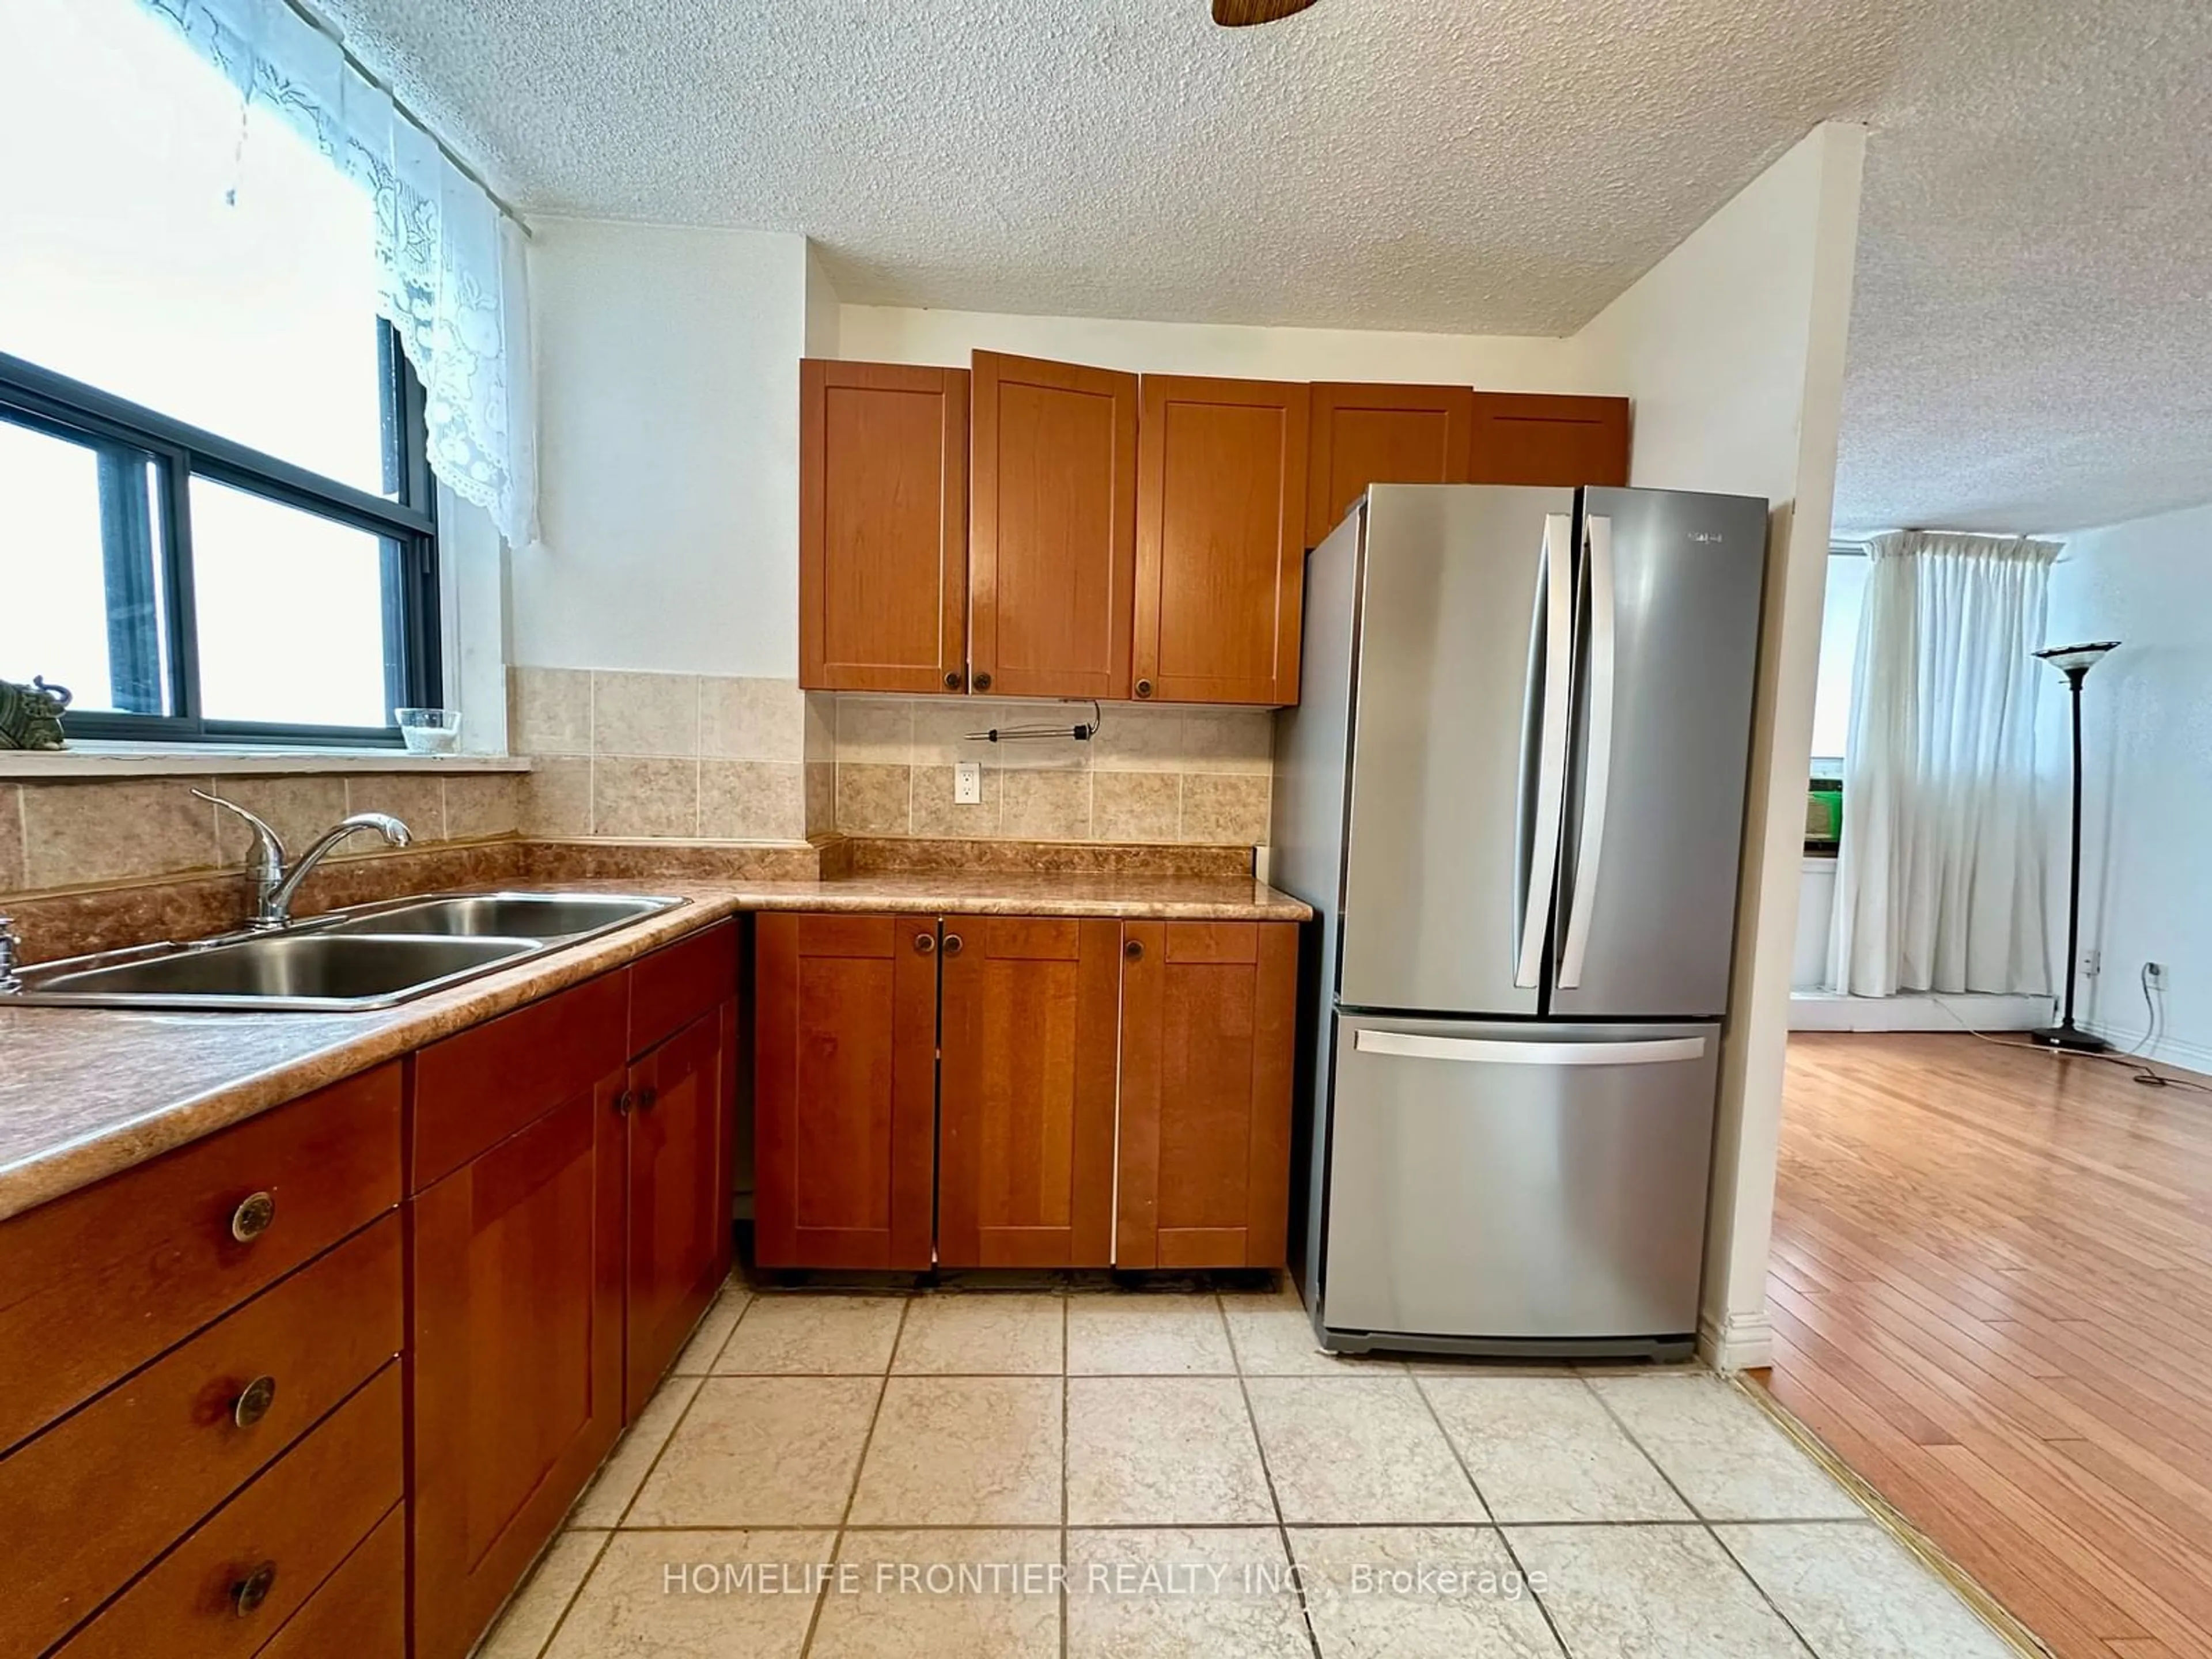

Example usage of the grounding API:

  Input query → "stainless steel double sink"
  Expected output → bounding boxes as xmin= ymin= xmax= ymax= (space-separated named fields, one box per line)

xmin=3 ymin=892 xmax=684 ymax=1012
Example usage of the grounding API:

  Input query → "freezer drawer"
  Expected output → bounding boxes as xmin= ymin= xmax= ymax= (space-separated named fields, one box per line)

xmin=1320 ymin=1013 xmax=1718 ymax=1349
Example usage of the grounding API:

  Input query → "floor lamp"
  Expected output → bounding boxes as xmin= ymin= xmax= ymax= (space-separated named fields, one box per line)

xmin=2033 ymin=640 xmax=2120 ymax=1054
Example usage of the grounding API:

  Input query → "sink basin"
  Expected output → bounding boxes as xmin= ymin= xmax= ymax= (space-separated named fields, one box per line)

xmin=21 ymin=934 xmax=537 ymax=1010
xmin=3 ymin=891 xmax=685 ymax=1012
xmin=317 ymin=893 xmax=674 ymax=941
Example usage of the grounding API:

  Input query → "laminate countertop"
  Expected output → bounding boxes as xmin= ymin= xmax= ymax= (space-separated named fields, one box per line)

xmin=0 ymin=873 xmax=1309 ymax=1224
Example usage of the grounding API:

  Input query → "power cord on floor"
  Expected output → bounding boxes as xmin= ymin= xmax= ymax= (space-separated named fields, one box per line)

xmin=1925 ymin=983 xmax=2212 ymax=1096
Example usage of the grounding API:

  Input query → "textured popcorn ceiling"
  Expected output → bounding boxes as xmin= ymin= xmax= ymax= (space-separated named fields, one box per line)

xmin=320 ymin=0 xmax=2212 ymax=534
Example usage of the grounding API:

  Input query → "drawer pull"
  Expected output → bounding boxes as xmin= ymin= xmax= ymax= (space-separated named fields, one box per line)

xmin=232 ymin=1561 xmax=278 ymax=1618
xmin=232 ymin=1374 xmax=278 ymax=1429
xmin=229 ymin=1191 xmax=276 ymax=1244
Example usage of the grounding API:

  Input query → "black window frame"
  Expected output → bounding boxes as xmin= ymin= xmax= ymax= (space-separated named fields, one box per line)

xmin=0 ymin=328 xmax=440 ymax=747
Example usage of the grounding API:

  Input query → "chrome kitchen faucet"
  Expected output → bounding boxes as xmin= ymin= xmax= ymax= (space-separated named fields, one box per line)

xmin=194 ymin=790 xmax=412 ymax=931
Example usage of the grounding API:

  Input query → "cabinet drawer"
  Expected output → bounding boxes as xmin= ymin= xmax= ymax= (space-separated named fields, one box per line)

xmin=58 ymin=1361 xmax=403 ymax=1659
xmin=0 ymin=1064 xmax=402 ymax=1453
xmin=256 ymin=1502 xmax=404 ymax=1659
xmin=630 ymin=919 xmax=738 ymax=1058
xmin=0 ymin=1214 xmax=402 ymax=1657
xmin=413 ymin=970 xmax=627 ymax=1187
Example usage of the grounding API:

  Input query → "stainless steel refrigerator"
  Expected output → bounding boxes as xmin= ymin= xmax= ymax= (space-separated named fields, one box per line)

xmin=1272 ymin=483 xmax=1769 ymax=1359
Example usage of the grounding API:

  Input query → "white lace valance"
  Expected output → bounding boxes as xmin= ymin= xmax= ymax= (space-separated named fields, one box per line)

xmin=137 ymin=0 xmax=537 ymax=546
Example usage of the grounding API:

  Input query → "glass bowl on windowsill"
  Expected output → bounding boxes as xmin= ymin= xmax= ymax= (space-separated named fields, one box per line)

xmin=395 ymin=707 xmax=463 ymax=755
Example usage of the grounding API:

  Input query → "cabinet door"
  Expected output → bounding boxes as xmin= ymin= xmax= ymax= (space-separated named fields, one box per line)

xmin=1467 ymin=392 xmax=1630 ymax=486
xmin=1116 ymin=922 xmax=1297 ymax=1269
xmin=800 ymin=359 xmax=969 ymax=692
xmin=937 ymin=916 xmax=1119 ymax=1268
xmin=1305 ymin=382 xmax=1475 ymax=547
xmin=754 ymin=913 xmax=938 ymax=1269
xmin=970 ymin=351 xmax=1138 ymax=700
xmin=411 ymin=1077 xmax=626 ymax=1659
xmin=624 ymin=1005 xmax=734 ymax=1415
xmin=1134 ymin=373 xmax=1310 ymax=706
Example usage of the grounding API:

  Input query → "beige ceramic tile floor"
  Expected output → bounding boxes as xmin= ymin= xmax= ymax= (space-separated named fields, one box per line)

xmin=480 ymin=1281 xmax=2020 ymax=1658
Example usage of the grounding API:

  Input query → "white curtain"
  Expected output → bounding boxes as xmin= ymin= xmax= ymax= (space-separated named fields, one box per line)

xmin=137 ymin=0 xmax=537 ymax=546
xmin=1827 ymin=531 xmax=2058 ymax=996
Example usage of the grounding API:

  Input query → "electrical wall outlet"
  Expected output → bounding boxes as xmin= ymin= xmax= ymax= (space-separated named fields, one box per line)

xmin=953 ymin=761 xmax=982 ymax=805
xmin=2082 ymin=949 xmax=2103 ymax=977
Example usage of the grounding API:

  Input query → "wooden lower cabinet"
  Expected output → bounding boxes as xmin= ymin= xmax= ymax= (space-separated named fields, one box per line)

xmin=757 ymin=911 xmax=1297 ymax=1272
xmin=937 ymin=916 xmax=1120 ymax=1267
xmin=1116 ymin=922 xmax=1297 ymax=1269
xmin=410 ymin=1074 xmax=628 ymax=1659
xmin=754 ymin=912 xmax=939 ymax=1269
xmin=623 ymin=1002 xmax=737 ymax=1412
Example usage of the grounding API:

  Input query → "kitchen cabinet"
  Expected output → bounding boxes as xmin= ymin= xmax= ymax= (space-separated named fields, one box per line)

xmin=1116 ymin=921 xmax=1297 ymax=1270
xmin=756 ymin=911 xmax=1297 ymax=1271
xmin=1134 ymin=373 xmax=1311 ymax=706
xmin=969 ymin=351 xmax=1139 ymax=700
xmin=937 ymin=915 xmax=1120 ymax=1267
xmin=622 ymin=1005 xmax=734 ymax=1410
xmin=410 ymin=1025 xmax=627 ymax=1659
xmin=1305 ymin=381 xmax=1475 ymax=547
xmin=1467 ymin=391 xmax=1630 ymax=486
xmin=753 ymin=912 xmax=940 ymax=1270
xmin=799 ymin=359 xmax=969 ymax=692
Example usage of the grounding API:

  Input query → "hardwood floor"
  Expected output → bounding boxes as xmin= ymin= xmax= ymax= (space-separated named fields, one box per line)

xmin=1766 ymin=1033 xmax=2212 ymax=1659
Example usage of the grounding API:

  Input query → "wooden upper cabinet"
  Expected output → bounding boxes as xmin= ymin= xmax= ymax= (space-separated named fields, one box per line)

xmin=1115 ymin=921 xmax=1297 ymax=1270
xmin=1134 ymin=374 xmax=1310 ymax=706
xmin=970 ymin=352 xmax=1138 ymax=700
xmin=937 ymin=916 xmax=1119 ymax=1268
xmin=1305 ymin=382 xmax=1475 ymax=547
xmin=753 ymin=913 xmax=938 ymax=1270
xmin=799 ymin=359 xmax=968 ymax=692
xmin=1467 ymin=392 xmax=1630 ymax=486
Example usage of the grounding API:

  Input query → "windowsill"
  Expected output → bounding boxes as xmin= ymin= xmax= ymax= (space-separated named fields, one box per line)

xmin=0 ymin=744 xmax=532 ymax=779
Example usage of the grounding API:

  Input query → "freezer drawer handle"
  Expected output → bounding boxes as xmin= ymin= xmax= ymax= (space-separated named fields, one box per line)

xmin=1353 ymin=1029 xmax=1707 ymax=1067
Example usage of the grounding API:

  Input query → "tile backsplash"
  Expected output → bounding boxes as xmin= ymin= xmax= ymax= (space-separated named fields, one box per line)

xmin=0 ymin=771 xmax=524 ymax=896
xmin=818 ymin=694 xmax=1275 ymax=846
xmin=507 ymin=667 xmax=808 ymax=842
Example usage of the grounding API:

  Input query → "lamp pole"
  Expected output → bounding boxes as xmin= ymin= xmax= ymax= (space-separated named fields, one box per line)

xmin=2033 ymin=642 xmax=2119 ymax=1054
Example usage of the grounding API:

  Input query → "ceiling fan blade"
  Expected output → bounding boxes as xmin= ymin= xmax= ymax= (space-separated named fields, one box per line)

xmin=1211 ymin=0 xmax=1320 ymax=25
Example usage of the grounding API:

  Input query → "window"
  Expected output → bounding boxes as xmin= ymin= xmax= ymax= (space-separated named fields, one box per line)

xmin=0 ymin=0 xmax=437 ymax=744
xmin=1809 ymin=548 xmax=1870 ymax=778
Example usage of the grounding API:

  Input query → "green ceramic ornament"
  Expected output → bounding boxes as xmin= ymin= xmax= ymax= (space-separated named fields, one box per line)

xmin=0 ymin=677 xmax=71 ymax=749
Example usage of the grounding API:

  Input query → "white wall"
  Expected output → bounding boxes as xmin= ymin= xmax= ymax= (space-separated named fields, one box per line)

xmin=838 ymin=305 xmax=1589 ymax=389
xmin=2042 ymin=500 xmax=2212 ymax=1069
xmin=1570 ymin=122 xmax=1869 ymax=1369
xmin=520 ymin=220 xmax=809 ymax=678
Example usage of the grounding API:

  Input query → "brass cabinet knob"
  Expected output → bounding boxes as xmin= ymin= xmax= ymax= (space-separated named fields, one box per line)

xmin=636 ymin=1086 xmax=659 ymax=1112
xmin=232 ymin=1374 xmax=278 ymax=1429
xmin=232 ymin=1561 xmax=277 ymax=1618
xmin=1134 ymin=679 xmax=1154 ymax=699
xmin=941 ymin=933 xmax=964 ymax=957
xmin=943 ymin=671 xmax=962 ymax=690
xmin=1124 ymin=938 xmax=1145 ymax=961
xmin=973 ymin=672 xmax=993 ymax=691
xmin=612 ymin=1090 xmax=632 ymax=1115
xmin=914 ymin=932 xmax=936 ymax=955
xmin=229 ymin=1192 xmax=276 ymax=1244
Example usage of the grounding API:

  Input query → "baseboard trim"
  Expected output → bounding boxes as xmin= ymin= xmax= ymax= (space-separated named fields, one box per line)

xmin=1699 ymin=1309 xmax=1775 ymax=1372
xmin=2080 ymin=1021 xmax=2212 ymax=1077
xmin=1787 ymin=991 xmax=2050 ymax=1034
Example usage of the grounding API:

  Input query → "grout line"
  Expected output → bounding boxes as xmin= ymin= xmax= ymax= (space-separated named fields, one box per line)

xmin=797 ymin=1300 xmax=908 ymax=1657
xmin=522 ymin=1522 xmax=618 ymax=1659
xmin=1411 ymin=1372 xmax=1571 ymax=1659
xmin=1219 ymin=1293 xmax=1325 ymax=1659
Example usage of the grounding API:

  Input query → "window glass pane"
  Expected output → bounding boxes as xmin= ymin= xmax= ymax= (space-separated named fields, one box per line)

xmin=189 ymin=478 xmax=394 ymax=728
xmin=0 ymin=418 xmax=171 ymax=715
xmin=0 ymin=0 xmax=388 ymax=494
xmin=1810 ymin=552 xmax=1870 ymax=769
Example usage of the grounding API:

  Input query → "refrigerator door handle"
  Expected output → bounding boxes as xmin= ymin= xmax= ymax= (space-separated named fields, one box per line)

xmin=1515 ymin=512 xmax=1575 ymax=989
xmin=1353 ymin=1029 xmax=1707 ymax=1066
xmin=1558 ymin=512 xmax=1616 ymax=989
